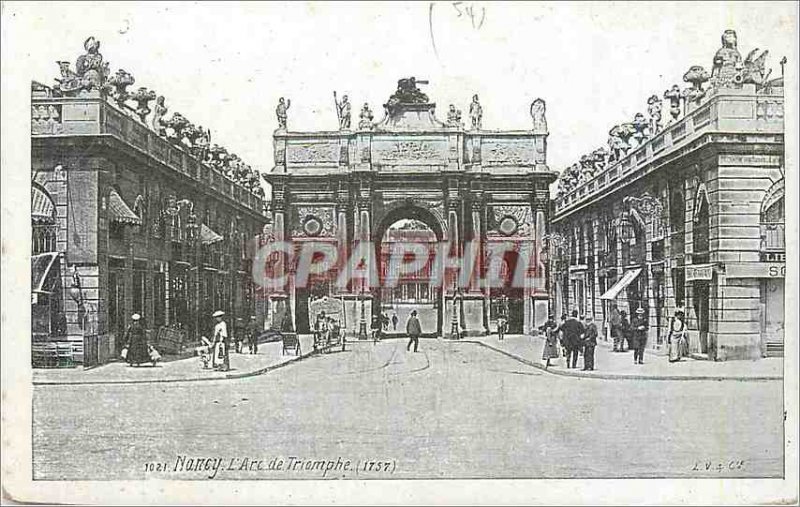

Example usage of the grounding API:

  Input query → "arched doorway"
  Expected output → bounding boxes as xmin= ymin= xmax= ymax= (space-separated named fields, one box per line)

xmin=372 ymin=205 xmax=445 ymax=336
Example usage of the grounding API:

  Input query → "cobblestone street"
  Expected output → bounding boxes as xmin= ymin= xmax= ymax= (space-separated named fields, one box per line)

xmin=33 ymin=339 xmax=784 ymax=480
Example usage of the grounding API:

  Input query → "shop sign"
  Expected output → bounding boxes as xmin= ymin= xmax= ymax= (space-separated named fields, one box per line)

xmin=685 ymin=263 xmax=714 ymax=281
xmin=724 ymin=262 xmax=786 ymax=279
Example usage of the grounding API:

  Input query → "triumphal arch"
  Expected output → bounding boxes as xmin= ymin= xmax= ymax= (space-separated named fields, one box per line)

xmin=262 ymin=78 xmax=556 ymax=338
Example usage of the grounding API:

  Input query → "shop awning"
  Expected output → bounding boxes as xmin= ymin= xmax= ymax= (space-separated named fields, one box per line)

xmin=31 ymin=252 xmax=60 ymax=294
xmin=108 ymin=189 xmax=142 ymax=226
xmin=32 ymin=185 xmax=56 ymax=224
xmin=599 ymin=268 xmax=641 ymax=301
xmin=200 ymin=223 xmax=223 ymax=245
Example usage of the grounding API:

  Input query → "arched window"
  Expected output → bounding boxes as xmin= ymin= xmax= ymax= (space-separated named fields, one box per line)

xmin=693 ymin=185 xmax=710 ymax=264
xmin=761 ymin=180 xmax=785 ymax=255
xmin=31 ymin=184 xmax=57 ymax=255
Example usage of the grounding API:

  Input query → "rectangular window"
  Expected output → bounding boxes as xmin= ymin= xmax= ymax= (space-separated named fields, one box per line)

xmin=672 ymin=267 xmax=685 ymax=307
xmin=153 ymin=271 xmax=166 ymax=327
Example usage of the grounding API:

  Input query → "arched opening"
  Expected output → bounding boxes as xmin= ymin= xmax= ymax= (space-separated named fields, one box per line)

xmin=760 ymin=181 xmax=785 ymax=356
xmin=692 ymin=187 xmax=711 ymax=353
xmin=489 ymin=250 xmax=525 ymax=334
xmin=373 ymin=205 xmax=445 ymax=336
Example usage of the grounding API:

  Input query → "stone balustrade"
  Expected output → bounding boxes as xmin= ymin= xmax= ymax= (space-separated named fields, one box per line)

xmin=31 ymin=95 xmax=265 ymax=215
xmin=554 ymin=85 xmax=784 ymax=218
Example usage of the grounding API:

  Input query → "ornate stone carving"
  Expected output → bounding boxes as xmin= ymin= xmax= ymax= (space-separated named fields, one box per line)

xmin=286 ymin=142 xmax=340 ymax=164
xmin=151 ymin=96 xmax=168 ymax=136
xmin=292 ymin=207 xmax=336 ymax=238
xmin=664 ymin=85 xmax=682 ymax=122
xmin=488 ymin=205 xmax=533 ymax=236
xmin=358 ymin=103 xmax=374 ymax=130
xmin=372 ymin=139 xmax=447 ymax=164
xmin=710 ymin=29 xmax=742 ymax=88
xmin=446 ymin=104 xmax=463 ymax=127
xmin=334 ymin=93 xmax=351 ymax=130
xmin=530 ymin=98 xmax=547 ymax=133
xmin=481 ymin=139 xmax=535 ymax=165
xmin=682 ymin=66 xmax=709 ymax=105
xmin=108 ymin=68 xmax=135 ymax=105
xmin=741 ymin=49 xmax=770 ymax=85
xmin=469 ymin=94 xmax=483 ymax=130
xmin=31 ymin=104 xmax=63 ymax=135
xmin=54 ymin=61 xmax=81 ymax=95
xmin=130 ymin=87 xmax=156 ymax=123
xmin=276 ymin=97 xmax=290 ymax=130
xmin=756 ymin=98 xmax=784 ymax=120
xmin=165 ymin=112 xmax=189 ymax=145
xmin=386 ymin=77 xmax=429 ymax=110
xmin=75 ymin=36 xmax=110 ymax=93
xmin=647 ymin=95 xmax=662 ymax=134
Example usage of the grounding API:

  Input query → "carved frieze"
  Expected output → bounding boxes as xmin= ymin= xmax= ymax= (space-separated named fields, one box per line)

xmin=291 ymin=206 xmax=335 ymax=238
xmin=372 ymin=139 xmax=447 ymax=165
xmin=286 ymin=142 xmax=340 ymax=164
xmin=756 ymin=98 xmax=784 ymax=121
xmin=481 ymin=139 xmax=535 ymax=165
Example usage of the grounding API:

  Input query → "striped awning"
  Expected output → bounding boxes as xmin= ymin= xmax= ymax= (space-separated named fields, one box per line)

xmin=108 ymin=189 xmax=142 ymax=226
xmin=32 ymin=185 xmax=56 ymax=224
xmin=600 ymin=268 xmax=642 ymax=300
xmin=200 ymin=223 xmax=223 ymax=245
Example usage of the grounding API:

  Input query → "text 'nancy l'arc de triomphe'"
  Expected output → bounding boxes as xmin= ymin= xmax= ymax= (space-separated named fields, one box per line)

xmin=262 ymin=79 xmax=557 ymax=338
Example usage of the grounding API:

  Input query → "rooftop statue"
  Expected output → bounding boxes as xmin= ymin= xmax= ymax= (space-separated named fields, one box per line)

xmin=334 ymin=92 xmax=351 ymax=130
xmin=579 ymin=154 xmax=595 ymax=179
xmin=647 ymin=95 xmax=662 ymax=134
xmin=591 ymin=147 xmax=609 ymax=173
xmin=469 ymin=94 xmax=483 ymax=131
xmin=630 ymin=113 xmax=649 ymax=148
xmin=54 ymin=61 xmax=81 ymax=95
xmin=75 ymin=36 xmax=110 ymax=93
xmin=276 ymin=97 xmax=291 ymax=130
xmin=741 ymin=48 xmax=771 ymax=85
xmin=386 ymin=77 xmax=430 ymax=108
xmin=711 ymin=30 xmax=742 ymax=88
xmin=530 ymin=98 xmax=547 ymax=133
xmin=151 ymin=96 xmax=168 ymax=136
xmin=446 ymin=104 xmax=463 ymax=127
xmin=107 ymin=68 xmax=135 ymax=105
xmin=358 ymin=103 xmax=374 ymax=130
xmin=663 ymin=85 xmax=682 ymax=122
xmin=682 ymin=65 xmax=709 ymax=105
xmin=131 ymin=87 xmax=156 ymax=123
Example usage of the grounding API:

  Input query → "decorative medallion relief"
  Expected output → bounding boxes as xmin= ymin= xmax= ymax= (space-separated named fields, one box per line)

xmin=291 ymin=206 xmax=335 ymax=237
xmin=488 ymin=205 xmax=533 ymax=237
xmin=756 ymin=99 xmax=784 ymax=121
xmin=286 ymin=142 xmax=340 ymax=164
xmin=481 ymin=139 xmax=535 ymax=166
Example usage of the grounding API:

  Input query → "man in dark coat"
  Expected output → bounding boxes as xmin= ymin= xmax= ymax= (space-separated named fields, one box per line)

xmin=560 ymin=310 xmax=585 ymax=369
xmin=124 ymin=313 xmax=149 ymax=367
xmin=246 ymin=315 xmax=261 ymax=354
xmin=582 ymin=315 xmax=598 ymax=371
xmin=631 ymin=307 xmax=648 ymax=364
xmin=406 ymin=310 xmax=422 ymax=352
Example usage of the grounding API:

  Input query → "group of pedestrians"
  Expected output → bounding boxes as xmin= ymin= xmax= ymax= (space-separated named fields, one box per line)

xmin=540 ymin=310 xmax=598 ymax=370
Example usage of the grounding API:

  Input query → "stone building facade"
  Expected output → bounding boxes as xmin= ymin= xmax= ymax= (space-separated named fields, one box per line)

xmin=549 ymin=31 xmax=785 ymax=361
xmin=263 ymin=80 xmax=556 ymax=337
xmin=31 ymin=38 xmax=267 ymax=365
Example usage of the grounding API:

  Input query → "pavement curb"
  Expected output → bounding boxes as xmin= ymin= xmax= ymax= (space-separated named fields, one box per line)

xmin=463 ymin=340 xmax=782 ymax=382
xmin=32 ymin=345 xmax=326 ymax=386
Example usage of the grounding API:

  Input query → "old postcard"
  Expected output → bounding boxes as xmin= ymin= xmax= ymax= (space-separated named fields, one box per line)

xmin=1 ymin=1 xmax=798 ymax=505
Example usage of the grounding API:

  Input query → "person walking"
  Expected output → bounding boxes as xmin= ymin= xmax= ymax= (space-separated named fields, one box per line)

xmin=123 ymin=313 xmax=150 ymax=367
xmin=497 ymin=313 xmax=507 ymax=341
xmin=610 ymin=306 xmax=622 ymax=352
xmin=539 ymin=314 xmax=560 ymax=368
xmin=560 ymin=310 xmax=585 ymax=369
xmin=582 ymin=315 xmax=598 ymax=371
xmin=406 ymin=309 xmax=422 ymax=352
xmin=667 ymin=307 xmax=688 ymax=362
xmin=246 ymin=315 xmax=261 ymax=354
xmin=631 ymin=307 xmax=648 ymax=364
xmin=556 ymin=314 xmax=568 ymax=362
xmin=619 ymin=310 xmax=631 ymax=352
xmin=212 ymin=310 xmax=230 ymax=371
xmin=371 ymin=316 xmax=382 ymax=344
xmin=392 ymin=312 xmax=399 ymax=331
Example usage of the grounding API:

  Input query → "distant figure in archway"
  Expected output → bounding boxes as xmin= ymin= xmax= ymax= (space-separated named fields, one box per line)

xmin=406 ymin=310 xmax=422 ymax=352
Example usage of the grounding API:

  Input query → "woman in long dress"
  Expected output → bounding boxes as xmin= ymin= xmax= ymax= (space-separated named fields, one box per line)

xmin=539 ymin=314 xmax=560 ymax=368
xmin=668 ymin=308 xmax=688 ymax=362
xmin=124 ymin=313 xmax=150 ymax=367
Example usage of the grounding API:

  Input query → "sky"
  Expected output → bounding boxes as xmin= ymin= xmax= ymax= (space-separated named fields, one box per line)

xmin=3 ymin=1 xmax=797 ymax=188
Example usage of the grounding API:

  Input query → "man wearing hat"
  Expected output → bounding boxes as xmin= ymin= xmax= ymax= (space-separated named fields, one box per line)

xmin=212 ymin=310 xmax=230 ymax=371
xmin=631 ymin=307 xmax=649 ymax=364
xmin=123 ymin=313 xmax=150 ymax=367
xmin=406 ymin=309 xmax=422 ymax=352
xmin=582 ymin=315 xmax=598 ymax=371
xmin=246 ymin=315 xmax=261 ymax=355
xmin=560 ymin=310 xmax=585 ymax=369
